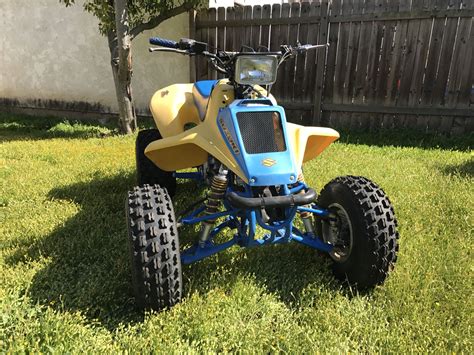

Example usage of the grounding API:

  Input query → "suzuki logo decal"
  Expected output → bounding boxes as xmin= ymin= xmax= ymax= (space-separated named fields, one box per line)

xmin=261 ymin=158 xmax=277 ymax=167
xmin=219 ymin=117 xmax=240 ymax=155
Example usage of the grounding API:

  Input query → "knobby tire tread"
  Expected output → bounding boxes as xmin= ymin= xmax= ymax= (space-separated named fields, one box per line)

xmin=318 ymin=175 xmax=399 ymax=289
xmin=126 ymin=184 xmax=182 ymax=310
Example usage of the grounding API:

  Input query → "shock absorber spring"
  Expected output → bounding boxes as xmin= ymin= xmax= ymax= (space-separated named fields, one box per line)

xmin=205 ymin=174 xmax=228 ymax=221
xmin=297 ymin=172 xmax=314 ymax=233
xmin=199 ymin=167 xmax=228 ymax=246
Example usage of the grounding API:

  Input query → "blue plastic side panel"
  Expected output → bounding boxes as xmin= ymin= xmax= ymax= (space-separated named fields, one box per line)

xmin=217 ymin=99 xmax=298 ymax=186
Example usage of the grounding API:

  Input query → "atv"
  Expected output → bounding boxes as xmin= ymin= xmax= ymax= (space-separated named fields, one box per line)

xmin=126 ymin=37 xmax=399 ymax=310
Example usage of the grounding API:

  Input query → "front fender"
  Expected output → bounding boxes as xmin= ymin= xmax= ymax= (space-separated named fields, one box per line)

xmin=286 ymin=123 xmax=339 ymax=169
xmin=145 ymin=80 xmax=248 ymax=182
xmin=144 ymin=124 xmax=247 ymax=181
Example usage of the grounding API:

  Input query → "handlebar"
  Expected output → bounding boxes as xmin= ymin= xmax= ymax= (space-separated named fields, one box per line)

xmin=148 ymin=37 xmax=329 ymax=77
xmin=149 ymin=37 xmax=178 ymax=49
xmin=149 ymin=37 xmax=328 ymax=56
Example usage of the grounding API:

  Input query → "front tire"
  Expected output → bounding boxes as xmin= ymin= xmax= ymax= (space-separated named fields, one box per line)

xmin=126 ymin=184 xmax=183 ymax=310
xmin=316 ymin=176 xmax=399 ymax=289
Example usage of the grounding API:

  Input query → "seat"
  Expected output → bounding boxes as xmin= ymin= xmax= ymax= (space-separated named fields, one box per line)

xmin=192 ymin=80 xmax=218 ymax=120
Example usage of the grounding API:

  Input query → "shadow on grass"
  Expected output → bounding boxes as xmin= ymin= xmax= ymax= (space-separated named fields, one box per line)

xmin=440 ymin=159 xmax=474 ymax=178
xmin=8 ymin=172 xmax=145 ymax=328
xmin=336 ymin=128 xmax=472 ymax=152
xmin=0 ymin=113 xmax=116 ymax=140
xmin=8 ymin=172 xmax=337 ymax=329
xmin=0 ymin=112 xmax=154 ymax=141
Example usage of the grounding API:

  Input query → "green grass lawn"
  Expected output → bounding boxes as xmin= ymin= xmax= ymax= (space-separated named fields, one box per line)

xmin=1 ymin=114 xmax=473 ymax=352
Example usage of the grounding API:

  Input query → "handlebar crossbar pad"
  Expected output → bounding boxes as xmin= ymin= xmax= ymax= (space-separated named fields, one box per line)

xmin=149 ymin=37 xmax=178 ymax=48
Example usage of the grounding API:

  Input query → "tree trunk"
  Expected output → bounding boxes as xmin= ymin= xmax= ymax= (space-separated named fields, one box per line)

xmin=110 ymin=0 xmax=137 ymax=134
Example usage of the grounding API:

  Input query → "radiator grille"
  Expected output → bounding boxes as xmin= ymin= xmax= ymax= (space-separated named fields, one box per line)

xmin=236 ymin=111 xmax=286 ymax=154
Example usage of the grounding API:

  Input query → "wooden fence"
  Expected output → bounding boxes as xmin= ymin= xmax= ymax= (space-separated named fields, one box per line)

xmin=192 ymin=0 xmax=473 ymax=134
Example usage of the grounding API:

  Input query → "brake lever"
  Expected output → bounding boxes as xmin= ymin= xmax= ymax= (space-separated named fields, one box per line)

xmin=296 ymin=43 xmax=330 ymax=53
xmin=149 ymin=47 xmax=192 ymax=55
xmin=209 ymin=57 xmax=228 ymax=75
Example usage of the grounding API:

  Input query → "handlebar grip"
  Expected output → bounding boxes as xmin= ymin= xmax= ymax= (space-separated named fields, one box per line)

xmin=149 ymin=37 xmax=178 ymax=48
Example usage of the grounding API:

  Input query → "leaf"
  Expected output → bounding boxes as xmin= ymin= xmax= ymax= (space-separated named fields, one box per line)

xmin=60 ymin=0 xmax=206 ymax=36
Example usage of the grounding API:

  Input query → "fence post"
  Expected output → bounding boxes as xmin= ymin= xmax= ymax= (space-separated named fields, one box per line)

xmin=312 ymin=0 xmax=329 ymax=125
xmin=189 ymin=10 xmax=196 ymax=83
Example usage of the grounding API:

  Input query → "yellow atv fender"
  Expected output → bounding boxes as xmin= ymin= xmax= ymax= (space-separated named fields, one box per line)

xmin=145 ymin=80 xmax=339 ymax=182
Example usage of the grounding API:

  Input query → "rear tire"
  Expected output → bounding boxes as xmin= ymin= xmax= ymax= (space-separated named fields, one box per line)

xmin=316 ymin=176 xmax=399 ymax=289
xmin=136 ymin=129 xmax=176 ymax=196
xmin=126 ymin=184 xmax=182 ymax=310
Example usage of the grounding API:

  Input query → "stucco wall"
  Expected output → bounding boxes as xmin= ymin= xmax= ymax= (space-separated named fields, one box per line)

xmin=0 ymin=0 xmax=190 ymax=115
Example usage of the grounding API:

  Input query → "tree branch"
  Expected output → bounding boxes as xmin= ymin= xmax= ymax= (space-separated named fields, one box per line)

xmin=130 ymin=2 xmax=194 ymax=39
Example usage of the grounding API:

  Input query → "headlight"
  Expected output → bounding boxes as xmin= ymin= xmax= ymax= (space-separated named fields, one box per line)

xmin=234 ymin=55 xmax=278 ymax=85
